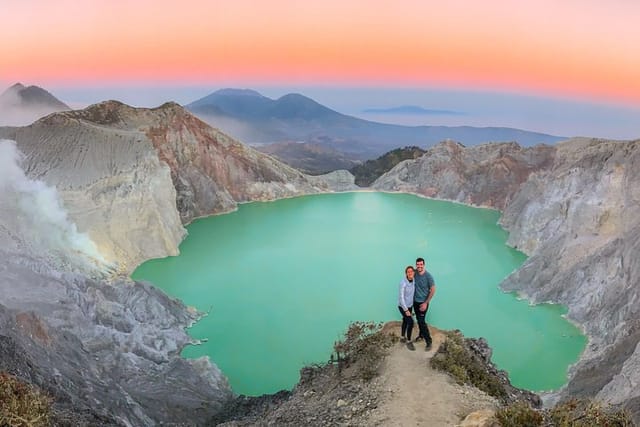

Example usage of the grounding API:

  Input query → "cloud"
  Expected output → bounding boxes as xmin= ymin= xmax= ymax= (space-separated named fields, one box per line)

xmin=0 ymin=103 xmax=58 ymax=126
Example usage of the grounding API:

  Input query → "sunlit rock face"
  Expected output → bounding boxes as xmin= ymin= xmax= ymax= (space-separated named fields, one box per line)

xmin=374 ymin=138 xmax=640 ymax=421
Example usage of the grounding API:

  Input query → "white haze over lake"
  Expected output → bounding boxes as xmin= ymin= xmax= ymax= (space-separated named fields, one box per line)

xmin=10 ymin=83 xmax=639 ymax=140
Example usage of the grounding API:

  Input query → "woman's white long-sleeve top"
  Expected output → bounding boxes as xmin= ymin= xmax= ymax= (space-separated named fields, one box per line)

xmin=398 ymin=277 xmax=415 ymax=311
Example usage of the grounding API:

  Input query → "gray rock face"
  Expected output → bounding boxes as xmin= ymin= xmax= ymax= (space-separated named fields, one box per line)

xmin=308 ymin=169 xmax=358 ymax=192
xmin=372 ymin=141 xmax=555 ymax=210
xmin=1 ymin=117 xmax=186 ymax=274
xmin=374 ymin=138 xmax=640 ymax=421
xmin=498 ymin=138 xmax=640 ymax=418
xmin=0 ymin=253 xmax=233 ymax=425
xmin=0 ymin=132 xmax=234 ymax=423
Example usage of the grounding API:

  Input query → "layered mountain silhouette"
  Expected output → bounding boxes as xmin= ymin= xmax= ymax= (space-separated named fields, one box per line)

xmin=0 ymin=83 xmax=70 ymax=126
xmin=186 ymin=89 xmax=565 ymax=173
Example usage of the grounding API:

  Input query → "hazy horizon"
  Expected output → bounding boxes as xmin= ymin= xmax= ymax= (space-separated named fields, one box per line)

xmin=2 ymin=82 xmax=638 ymax=140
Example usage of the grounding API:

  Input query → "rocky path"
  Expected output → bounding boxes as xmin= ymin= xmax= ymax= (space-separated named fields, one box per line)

xmin=366 ymin=324 xmax=498 ymax=426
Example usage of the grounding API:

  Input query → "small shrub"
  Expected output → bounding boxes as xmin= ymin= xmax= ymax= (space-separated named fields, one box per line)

xmin=430 ymin=331 xmax=507 ymax=400
xmin=332 ymin=322 xmax=395 ymax=380
xmin=0 ymin=372 xmax=51 ymax=427
xmin=496 ymin=401 xmax=543 ymax=427
xmin=550 ymin=398 xmax=633 ymax=427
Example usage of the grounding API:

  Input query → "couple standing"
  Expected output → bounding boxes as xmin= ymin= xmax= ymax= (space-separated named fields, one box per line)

xmin=398 ymin=257 xmax=436 ymax=351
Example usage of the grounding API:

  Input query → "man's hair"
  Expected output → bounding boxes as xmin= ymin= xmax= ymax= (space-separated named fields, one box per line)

xmin=405 ymin=265 xmax=415 ymax=274
xmin=416 ymin=257 xmax=425 ymax=264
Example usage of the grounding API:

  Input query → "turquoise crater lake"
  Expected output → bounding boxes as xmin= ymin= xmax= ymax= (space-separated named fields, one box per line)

xmin=132 ymin=192 xmax=585 ymax=396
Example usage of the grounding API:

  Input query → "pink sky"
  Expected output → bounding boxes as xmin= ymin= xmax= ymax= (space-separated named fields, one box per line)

xmin=2 ymin=0 xmax=639 ymax=105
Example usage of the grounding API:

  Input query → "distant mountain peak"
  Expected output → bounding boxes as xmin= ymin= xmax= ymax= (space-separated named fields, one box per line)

xmin=213 ymin=88 xmax=265 ymax=97
xmin=276 ymin=93 xmax=318 ymax=104
xmin=0 ymin=82 xmax=69 ymax=110
xmin=8 ymin=82 xmax=26 ymax=91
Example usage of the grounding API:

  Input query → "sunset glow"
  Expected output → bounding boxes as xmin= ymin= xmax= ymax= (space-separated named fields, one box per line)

xmin=2 ymin=0 xmax=639 ymax=104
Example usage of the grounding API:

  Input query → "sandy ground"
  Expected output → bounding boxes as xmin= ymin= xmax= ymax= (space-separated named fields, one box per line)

xmin=365 ymin=322 xmax=499 ymax=426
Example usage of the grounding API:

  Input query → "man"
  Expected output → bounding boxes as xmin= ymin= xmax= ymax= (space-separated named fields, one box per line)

xmin=413 ymin=257 xmax=436 ymax=351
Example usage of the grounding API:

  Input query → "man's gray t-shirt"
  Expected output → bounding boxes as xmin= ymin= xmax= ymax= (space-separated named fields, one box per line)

xmin=413 ymin=271 xmax=435 ymax=303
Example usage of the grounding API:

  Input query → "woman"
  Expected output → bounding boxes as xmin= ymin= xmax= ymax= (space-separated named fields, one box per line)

xmin=398 ymin=265 xmax=415 ymax=350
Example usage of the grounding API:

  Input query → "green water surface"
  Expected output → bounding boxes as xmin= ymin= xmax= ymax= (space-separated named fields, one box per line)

xmin=132 ymin=192 xmax=585 ymax=395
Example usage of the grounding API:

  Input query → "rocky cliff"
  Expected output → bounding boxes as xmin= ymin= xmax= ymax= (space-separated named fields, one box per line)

xmin=373 ymin=138 xmax=640 ymax=421
xmin=0 ymin=136 xmax=234 ymax=424
xmin=372 ymin=140 xmax=555 ymax=210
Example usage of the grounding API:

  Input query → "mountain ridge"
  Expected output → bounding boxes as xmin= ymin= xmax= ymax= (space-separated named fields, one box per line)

xmin=186 ymin=88 xmax=566 ymax=173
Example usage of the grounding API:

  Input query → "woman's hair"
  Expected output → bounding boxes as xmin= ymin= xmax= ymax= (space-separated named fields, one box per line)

xmin=405 ymin=265 xmax=415 ymax=274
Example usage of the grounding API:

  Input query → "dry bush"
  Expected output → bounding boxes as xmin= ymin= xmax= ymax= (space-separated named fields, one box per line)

xmin=0 ymin=372 xmax=51 ymax=427
xmin=495 ymin=401 xmax=543 ymax=427
xmin=430 ymin=330 xmax=507 ymax=400
xmin=332 ymin=322 xmax=395 ymax=380
xmin=549 ymin=398 xmax=633 ymax=427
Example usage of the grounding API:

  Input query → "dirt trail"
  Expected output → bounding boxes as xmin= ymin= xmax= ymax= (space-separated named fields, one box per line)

xmin=366 ymin=323 xmax=498 ymax=426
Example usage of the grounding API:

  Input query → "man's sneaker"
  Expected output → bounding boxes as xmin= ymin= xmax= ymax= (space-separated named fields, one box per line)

xmin=413 ymin=335 xmax=423 ymax=342
xmin=425 ymin=342 xmax=433 ymax=351
xmin=400 ymin=336 xmax=407 ymax=343
xmin=406 ymin=341 xmax=416 ymax=351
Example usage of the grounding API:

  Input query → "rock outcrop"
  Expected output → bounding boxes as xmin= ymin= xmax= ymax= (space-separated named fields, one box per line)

xmin=373 ymin=138 xmax=640 ymax=422
xmin=372 ymin=141 xmax=555 ymax=210
xmin=0 ymin=252 xmax=233 ymax=425
xmin=498 ymin=138 xmax=640 ymax=419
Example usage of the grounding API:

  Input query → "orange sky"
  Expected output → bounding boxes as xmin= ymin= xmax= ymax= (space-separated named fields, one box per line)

xmin=2 ymin=0 xmax=639 ymax=104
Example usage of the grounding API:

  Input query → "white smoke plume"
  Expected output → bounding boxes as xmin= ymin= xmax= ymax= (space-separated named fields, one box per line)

xmin=0 ymin=139 xmax=110 ymax=275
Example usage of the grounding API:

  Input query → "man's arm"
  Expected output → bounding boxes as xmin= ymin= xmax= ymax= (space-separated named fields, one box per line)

xmin=420 ymin=278 xmax=436 ymax=311
xmin=425 ymin=284 xmax=436 ymax=304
